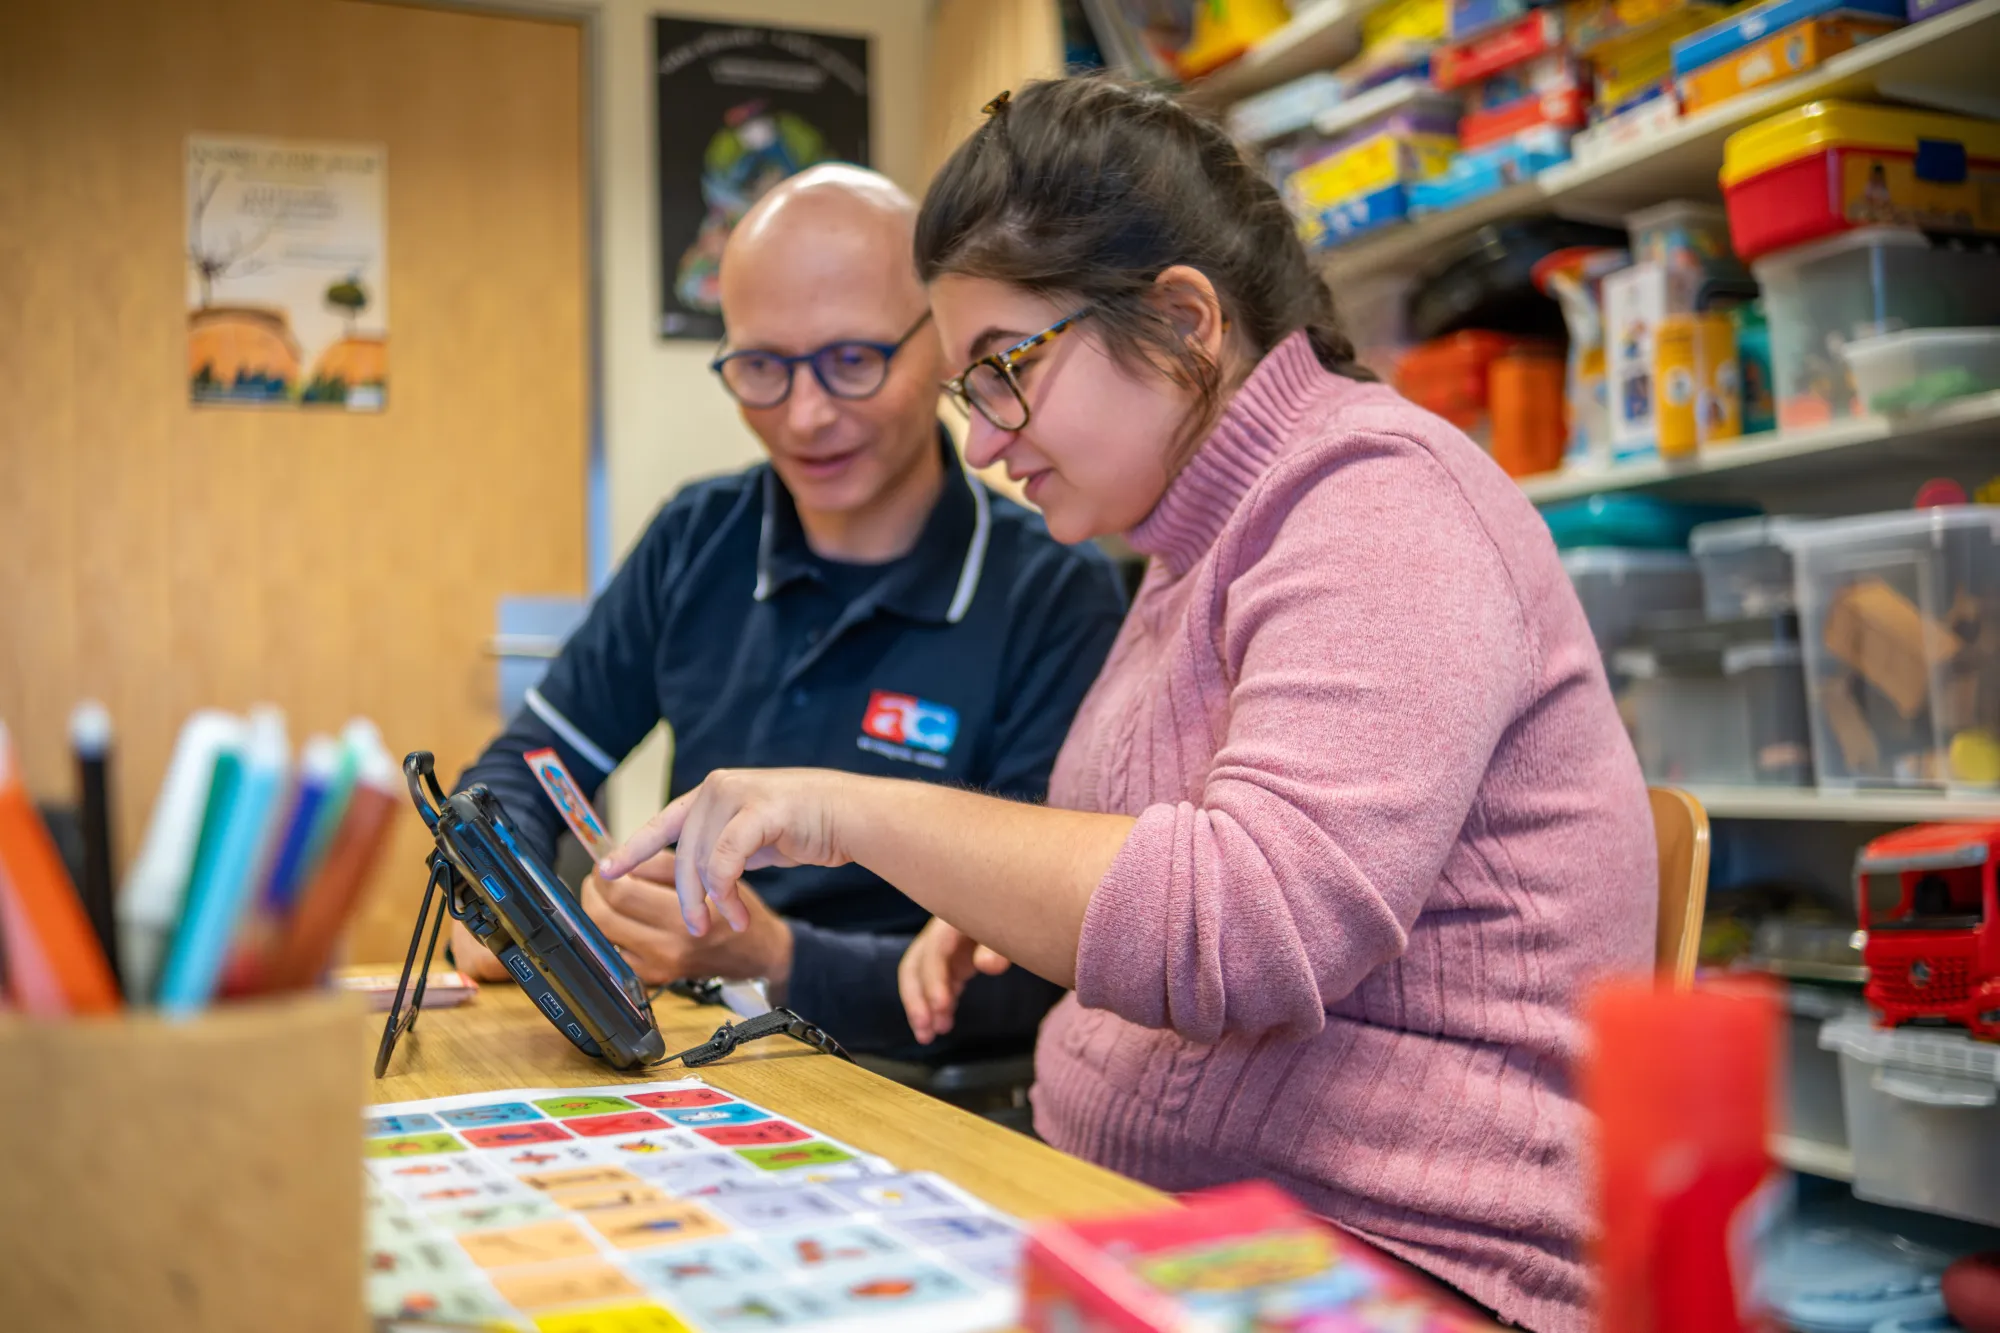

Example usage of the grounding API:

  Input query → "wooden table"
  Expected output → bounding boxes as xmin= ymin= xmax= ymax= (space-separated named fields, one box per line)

xmin=370 ymin=985 xmax=1166 ymax=1223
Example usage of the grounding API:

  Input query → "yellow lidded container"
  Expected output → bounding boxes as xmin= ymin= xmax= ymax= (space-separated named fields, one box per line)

xmin=1719 ymin=100 xmax=2000 ymax=261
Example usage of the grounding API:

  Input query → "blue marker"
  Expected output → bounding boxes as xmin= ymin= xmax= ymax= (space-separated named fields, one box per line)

xmin=157 ymin=706 xmax=291 ymax=1014
xmin=259 ymin=734 xmax=341 ymax=917
xmin=296 ymin=719 xmax=373 ymax=888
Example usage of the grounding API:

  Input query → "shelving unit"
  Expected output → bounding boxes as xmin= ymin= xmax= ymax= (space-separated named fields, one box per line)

xmin=1687 ymin=785 xmax=2000 ymax=822
xmin=1772 ymin=1134 xmax=1857 ymax=1182
xmin=1312 ymin=0 xmax=2000 ymax=284
xmin=1182 ymin=0 xmax=1382 ymax=110
xmin=1516 ymin=390 xmax=2000 ymax=504
xmin=1175 ymin=0 xmax=2000 ymax=1249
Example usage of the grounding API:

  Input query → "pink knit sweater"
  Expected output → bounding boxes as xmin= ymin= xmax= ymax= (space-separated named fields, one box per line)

xmin=1034 ymin=331 xmax=1656 ymax=1333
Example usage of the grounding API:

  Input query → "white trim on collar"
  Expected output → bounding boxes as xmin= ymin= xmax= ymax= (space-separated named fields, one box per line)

xmin=751 ymin=503 xmax=774 ymax=601
xmin=945 ymin=456 xmax=990 ymax=625
xmin=523 ymin=687 xmax=618 ymax=775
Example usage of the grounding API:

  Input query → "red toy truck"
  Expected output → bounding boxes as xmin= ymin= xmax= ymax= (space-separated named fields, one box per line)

xmin=1855 ymin=821 xmax=2000 ymax=1041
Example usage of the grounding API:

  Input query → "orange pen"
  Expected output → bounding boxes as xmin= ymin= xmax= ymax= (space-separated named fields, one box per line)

xmin=0 ymin=722 xmax=120 ymax=1014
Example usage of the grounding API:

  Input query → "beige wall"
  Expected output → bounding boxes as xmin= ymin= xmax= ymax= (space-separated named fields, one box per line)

xmin=594 ymin=0 xmax=930 ymax=554
xmin=580 ymin=0 xmax=932 ymax=830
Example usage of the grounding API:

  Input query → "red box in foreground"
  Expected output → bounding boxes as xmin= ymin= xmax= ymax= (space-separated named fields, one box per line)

xmin=1023 ymin=1180 xmax=1500 ymax=1332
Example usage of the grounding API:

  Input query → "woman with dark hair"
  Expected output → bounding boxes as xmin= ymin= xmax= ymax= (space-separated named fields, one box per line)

xmin=601 ymin=77 xmax=1655 ymax=1333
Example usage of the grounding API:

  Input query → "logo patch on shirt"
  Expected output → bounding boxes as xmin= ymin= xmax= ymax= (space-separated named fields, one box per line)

xmin=858 ymin=691 xmax=958 ymax=769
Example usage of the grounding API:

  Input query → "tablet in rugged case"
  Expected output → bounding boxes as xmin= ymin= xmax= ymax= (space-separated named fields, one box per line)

xmin=405 ymin=751 xmax=665 ymax=1069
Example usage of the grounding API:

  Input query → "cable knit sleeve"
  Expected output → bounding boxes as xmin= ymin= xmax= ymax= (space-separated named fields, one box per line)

xmin=1072 ymin=435 xmax=1532 ymax=1044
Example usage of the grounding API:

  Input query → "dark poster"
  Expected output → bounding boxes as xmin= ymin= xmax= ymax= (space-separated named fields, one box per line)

xmin=654 ymin=17 xmax=871 ymax=340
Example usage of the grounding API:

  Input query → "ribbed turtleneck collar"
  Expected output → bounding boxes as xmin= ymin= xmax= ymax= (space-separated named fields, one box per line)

xmin=1126 ymin=331 xmax=1337 ymax=576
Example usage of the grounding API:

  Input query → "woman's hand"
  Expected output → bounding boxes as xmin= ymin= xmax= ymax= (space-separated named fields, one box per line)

xmin=898 ymin=918 xmax=1013 ymax=1044
xmin=598 ymin=768 xmax=859 ymax=938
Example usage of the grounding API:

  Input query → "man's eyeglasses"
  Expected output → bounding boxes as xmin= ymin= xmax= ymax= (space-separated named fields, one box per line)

xmin=711 ymin=312 xmax=933 ymax=409
xmin=943 ymin=309 xmax=1090 ymax=433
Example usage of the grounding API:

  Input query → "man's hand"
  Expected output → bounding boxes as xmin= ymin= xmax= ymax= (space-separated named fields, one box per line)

xmin=583 ymin=850 xmax=795 ymax=988
xmin=897 ymin=917 xmax=1012 ymax=1045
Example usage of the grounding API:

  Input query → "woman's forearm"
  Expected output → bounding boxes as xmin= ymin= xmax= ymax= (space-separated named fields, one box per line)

xmin=839 ymin=777 xmax=1134 ymax=989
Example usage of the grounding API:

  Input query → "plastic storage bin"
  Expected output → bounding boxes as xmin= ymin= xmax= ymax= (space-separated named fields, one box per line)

xmin=1690 ymin=514 xmax=1820 ymax=618
xmin=1786 ymin=506 xmax=2000 ymax=792
xmin=1615 ymin=617 xmax=1814 ymax=785
xmin=1541 ymin=494 xmax=1757 ymax=550
xmin=1841 ymin=326 xmax=2000 ymax=414
xmin=1722 ymin=101 xmax=2000 ymax=262
xmin=1560 ymin=548 xmax=1703 ymax=655
xmin=1784 ymin=982 xmax=1857 ymax=1151
xmin=1761 ymin=1220 xmax=1952 ymax=1332
xmin=1821 ymin=1012 xmax=2000 ymax=1227
xmin=1750 ymin=227 xmax=2000 ymax=430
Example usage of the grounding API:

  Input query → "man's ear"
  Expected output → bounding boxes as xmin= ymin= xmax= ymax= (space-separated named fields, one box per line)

xmin=1149 ymin=264 xmax=1228 ymax=362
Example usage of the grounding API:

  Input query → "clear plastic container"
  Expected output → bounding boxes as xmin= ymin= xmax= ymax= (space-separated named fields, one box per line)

xmin=1785 ymin=506 xmax=2000 ymax=792
xmin=1841 ymin=326 xmax=2000 ymax=415
xmin=1821 ymin=1012 xmax=2000 ymax=1227
xmin=1690 ymin=515 xmax=1821 ymax=619
xmin=1560 ymin=548 xmax=1703 ymax=656
xmin=1784 ymin=982 xmax=1858 ymax=1151
xmin=1616 ymin=630 xmax=1814 ymax=785
xmin=1760 ymin=1220 xmax=1952 ymax=1332
xmin=1749 ymin=228 xmax=2000 ymax=430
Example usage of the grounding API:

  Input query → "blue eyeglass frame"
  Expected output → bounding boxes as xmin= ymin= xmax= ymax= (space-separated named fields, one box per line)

xmin=710 ymin=311 xmax=933 ymax=407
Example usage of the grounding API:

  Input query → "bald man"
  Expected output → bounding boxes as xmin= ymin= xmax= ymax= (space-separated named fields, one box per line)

xmin=451 ymin=166 xmax=1125 ymax=1064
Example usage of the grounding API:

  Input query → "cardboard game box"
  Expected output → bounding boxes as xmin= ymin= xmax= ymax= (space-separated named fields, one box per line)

xmin=1022 ymin=1180 xmax=1501 ymax=1332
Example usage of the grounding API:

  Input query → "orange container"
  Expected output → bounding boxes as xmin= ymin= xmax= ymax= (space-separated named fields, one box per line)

xmin=1394 ymin=331 xmax=1541 ymax=445
xmin=1489 ymin=350 xmax=1568 ymax=478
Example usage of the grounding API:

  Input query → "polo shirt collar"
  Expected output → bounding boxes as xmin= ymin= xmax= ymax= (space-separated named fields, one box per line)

xmin=752 ymin=427 xmax=991 ymax=626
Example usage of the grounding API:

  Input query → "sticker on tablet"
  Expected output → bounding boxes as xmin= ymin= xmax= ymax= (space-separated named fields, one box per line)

xmin=524 ymin=747 xmax=615 ymax=860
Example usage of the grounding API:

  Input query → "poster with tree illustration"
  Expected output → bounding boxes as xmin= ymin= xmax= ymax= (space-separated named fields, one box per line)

xmin=186 ymin=135 xmax=388 ymax=410
xmin=655 ymin=18 xmax=870 ymax=340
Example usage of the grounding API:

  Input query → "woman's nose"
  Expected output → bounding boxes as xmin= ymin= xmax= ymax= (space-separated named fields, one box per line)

xmin=961 ymin=414 xmax=1013 ymax=470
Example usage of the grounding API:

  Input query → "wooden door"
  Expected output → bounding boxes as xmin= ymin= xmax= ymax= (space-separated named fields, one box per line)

xmin=0 ymin=0 xmax=588 ymax=963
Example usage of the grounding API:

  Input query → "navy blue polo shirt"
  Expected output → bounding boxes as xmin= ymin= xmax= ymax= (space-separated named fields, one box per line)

xmin=459 ymin=436 xmax=1126 ymax=1061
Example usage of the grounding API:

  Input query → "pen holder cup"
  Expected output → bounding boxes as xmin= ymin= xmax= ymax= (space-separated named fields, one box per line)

xmin=0 ymin=992 xmax=368 ymax=1333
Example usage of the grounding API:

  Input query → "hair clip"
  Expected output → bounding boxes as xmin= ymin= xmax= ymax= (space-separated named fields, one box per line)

xmin=982 ymin=90 xmax=1011 ymax=116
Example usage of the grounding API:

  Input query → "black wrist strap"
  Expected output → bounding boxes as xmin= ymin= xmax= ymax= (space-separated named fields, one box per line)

xmin=657 ymin=1007 xmax=851 ymax=1067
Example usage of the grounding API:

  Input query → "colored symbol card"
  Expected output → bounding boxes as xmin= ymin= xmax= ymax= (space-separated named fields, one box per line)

xmin=360 ymin=1079 xmax=1021 ymax=1332
xmin=524 ymin=747 xmax=615 ymax=860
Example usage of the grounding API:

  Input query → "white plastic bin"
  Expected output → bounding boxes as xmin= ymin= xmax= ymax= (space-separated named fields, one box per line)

xmin=1841 ymin=326 xmax=2000 ymax=415
xmin=1560 ymin=548 xmax=1703 ymax=657
xmin=1617 ymin=635 xmax=1814 ymax=786
xmin=1784 ymin=507 xmax=2000 ymax=793
xmin=1689 ymin=515 xmax=1819 ymax=619
xmin=1821 ymin=1013 xmax=2000 ymax=1226
xmin=1750 ymin=228 xmax=2000 ymax=430
xmin=1785 ymin=983 xmax=1856 ymax=1152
